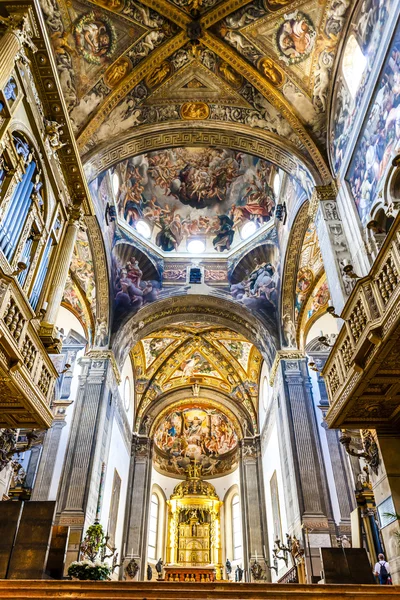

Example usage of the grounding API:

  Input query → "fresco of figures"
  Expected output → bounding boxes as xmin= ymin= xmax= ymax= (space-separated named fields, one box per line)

xmin=114 ymin=147 xmax=278 ymax=252
xmin=347 ymin=23 xmax=400 ymax=226
xmin=154 ymin=406 xmax=238 ymax=476
xmin=331 ymin=0 xmax=394 ymax=174
xmin=112 ymin=254 xmax=162 ymax=325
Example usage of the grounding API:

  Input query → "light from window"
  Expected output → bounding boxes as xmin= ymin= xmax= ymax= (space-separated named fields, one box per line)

xmin=187 ymin=239 xmax=205 ymax=254
xmin=342 ymin=35 xmax=367 ymax=98
xmin=148 ymin=493 xmax=159 ymax=560
xmin=124 ymin=376 xmax=130 ymax=411
xmin=112 ymin=172 xmax=120 ymax=196
xmin=273 ymin=172 xmax=281 ymax=197
xmin=232 ymin=494 xmax=242 ymax=560
xmin=136 ymin=219 xmax=152 ymax=239
xmin=263 ymin=375 xmax=270 ymax=410
xmin=241 ymin=221 xmax=257 ymax=240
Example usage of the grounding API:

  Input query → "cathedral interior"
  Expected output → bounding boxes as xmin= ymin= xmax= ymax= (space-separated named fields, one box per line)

xmin=0 ymin=0 xmax=399 ymax=595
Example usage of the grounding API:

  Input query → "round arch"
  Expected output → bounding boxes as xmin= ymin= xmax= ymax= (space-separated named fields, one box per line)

xmin=111 ymin=294 xmax=279 ymax=372
xmin=83 ymin=122 xmax=323 ymax=186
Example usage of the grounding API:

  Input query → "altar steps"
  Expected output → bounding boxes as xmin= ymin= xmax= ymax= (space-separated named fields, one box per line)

xmin=0 ymin=581 xmax=399 ymax=599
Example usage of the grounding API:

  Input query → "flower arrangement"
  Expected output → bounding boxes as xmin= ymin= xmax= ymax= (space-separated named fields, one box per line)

xmin=67 ymin=523 xmax=119 ymax=581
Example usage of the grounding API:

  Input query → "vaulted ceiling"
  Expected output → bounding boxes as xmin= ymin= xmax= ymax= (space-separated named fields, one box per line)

xmin=41 ymin=0 xmax=351 ymax=179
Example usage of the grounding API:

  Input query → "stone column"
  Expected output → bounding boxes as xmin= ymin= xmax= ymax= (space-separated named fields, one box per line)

xmin=122 ymin=435 xmax=153 ymax=580
xmin=307 ymin=344 xmax=356 ymax=532
xmin=31 ymin=421 xmax=66 ymax=501
xmin=278 ymin=357 xmax=335 ymax=581
xmin=42 ymin=206 xmax=82 ymax=326
xmin=0 ymin=13 xmax=37 ymax=91
xmin=57 ymin=356 xmax=115 ymax=570
xmin=239 ymin=437 xmax=271 ymax=582
xmin=371 ymin=431 xmax=400 ymax=583
xmin=310 ymin=183 xmax=355 ymax=313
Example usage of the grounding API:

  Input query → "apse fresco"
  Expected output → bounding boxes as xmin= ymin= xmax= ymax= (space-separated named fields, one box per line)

xmin=114 ymin=148 xmax=278 ymax=252
xmin=331 ymin=0 xmax=394 ymax=174
xmin=153 ymin=406 xmax=238 ymax=477
xmin=347 ymin=23 xmax=400 ymax=226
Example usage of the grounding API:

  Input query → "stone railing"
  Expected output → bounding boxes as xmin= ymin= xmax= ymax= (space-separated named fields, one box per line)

xmin=0 ymin=277 xmax=57 ymax=429
xmin=322 ymin=218 xmax=400 ymax=428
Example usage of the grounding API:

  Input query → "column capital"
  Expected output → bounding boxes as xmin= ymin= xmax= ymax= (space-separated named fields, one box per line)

xmin=269 ymin=350 xmax=305 ymax=386
xmin=86 ymin=350 xmax=121 ymax=384
xmin=68 ymin=203 xmax=84 ymax=226
xmin=0 ymin=12 xmax=37 ymax=54
xmin=308 ymin=182 xmax=338 ymax=221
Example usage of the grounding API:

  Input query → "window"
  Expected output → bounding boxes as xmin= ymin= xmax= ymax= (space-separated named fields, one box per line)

xmin=342 ymin=35 xmax=367 ymax=98
xmin=263 ymin=375 xmax=271 ymax=410
xmin=148 ymin=493 xmax=159 ymax=559
xmin=232 ymin=494 xmax=242 ymax=560
xmin=124 ymin=376 xmax=131 ymax=411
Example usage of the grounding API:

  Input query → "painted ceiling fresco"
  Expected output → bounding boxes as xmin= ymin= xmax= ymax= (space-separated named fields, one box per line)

xmin=330 ymin=0 xmax=395 ymax=175
xmin=153 ymin=405 xmax=239 ymax=477
xmin=131 ymin=327 xmax=262 ymax=443
xmin=114 ymin=147 xmax=279 ymax=253
xmin=294 ymin=223 xmax=324 ymax=322
xmin=40 ymin=0 xmax=354 ymax=181
xmin=346 ymin=21 xmax=400 ymax=226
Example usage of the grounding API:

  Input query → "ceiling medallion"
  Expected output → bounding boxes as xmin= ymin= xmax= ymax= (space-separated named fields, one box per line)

xmin=181 ymin=101 xmax=210 ymax=119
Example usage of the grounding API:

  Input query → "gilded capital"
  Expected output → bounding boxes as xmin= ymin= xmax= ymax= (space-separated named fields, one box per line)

xmin=0 ymin=13 xmax=37 ymax=53
xmin=308 ymin=182 xmax=338 ymax=221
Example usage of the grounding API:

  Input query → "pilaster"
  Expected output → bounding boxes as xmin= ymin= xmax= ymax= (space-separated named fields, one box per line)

xmin=239 ymin=437 xmax=271 ymax=582
xmin=311 ymin=183 xmax=355 ymax=313
xmin=278 ymin=358 xmax=335 ymax=580
xmin=122 ymin=435 xmax=153 ymax=580
xmin=56 ymin=355 xmax=116 ymax=570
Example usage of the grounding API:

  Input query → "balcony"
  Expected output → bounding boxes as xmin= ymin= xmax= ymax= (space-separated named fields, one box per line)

xmin=322 ymin=216 xmax=400 ymax=429
xmin=0 ymin=274 xmax=56 ymax=428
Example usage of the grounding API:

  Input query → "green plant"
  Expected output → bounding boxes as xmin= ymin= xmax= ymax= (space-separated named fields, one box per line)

xmin=67 ymin=523 xmax=119 ymax=581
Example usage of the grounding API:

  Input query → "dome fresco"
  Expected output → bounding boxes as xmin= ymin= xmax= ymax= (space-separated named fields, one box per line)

xmin=113 ymin=147 xmax=280 ymax=253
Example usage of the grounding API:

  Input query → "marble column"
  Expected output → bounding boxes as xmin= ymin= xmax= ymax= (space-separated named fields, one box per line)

xmin=57 ymin=356 xmax=115 ymax=570
xmin=239 ymin=437 xmax=271 ymax=582
xmin=311 ymin=184 xmax=355 ymax=313
xmin=0 ymin=13 xmax=36 ymax=91
xmin=122 ymin=435 xmax=153 ymax=580
xmin=277 ymin=358 xmax=335 ymax=581
xmin=43 ymin=206 xmax=82 ymax=326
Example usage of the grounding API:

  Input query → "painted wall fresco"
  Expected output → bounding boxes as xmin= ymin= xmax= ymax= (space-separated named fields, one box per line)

xmin=153 ymin=406 xmax=238 ymax=476
xmin=330 ymin=0 xmax=394 ymax=174
xmin=70 ymin=229 xmax=96 ymax=316
xmin=346 ymin=23 xmax=400 ymax=226
xmin=114 ymin=147 xmax=278 ymax=253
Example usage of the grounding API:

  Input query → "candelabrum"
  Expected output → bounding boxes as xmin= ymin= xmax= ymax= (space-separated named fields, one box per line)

xmin=273 ymin=539 xmax=289 ymax=568
xmin=266 ymin=557 xmax=278 ymax=574
xmin=341 ymin=260 xmax=361 ymax=280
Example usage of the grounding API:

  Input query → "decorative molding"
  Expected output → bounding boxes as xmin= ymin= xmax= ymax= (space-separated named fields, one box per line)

xmin=308 ymin=182 xmax=338 ymax=221
xmin=86 ymin=350 xmax=121 ymax=385
xmin=269 ymin=350 xmax=305 ymax=386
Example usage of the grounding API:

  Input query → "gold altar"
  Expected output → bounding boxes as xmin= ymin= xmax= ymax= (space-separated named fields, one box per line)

xmin=166 ymin=464 xmax=222 ymax=580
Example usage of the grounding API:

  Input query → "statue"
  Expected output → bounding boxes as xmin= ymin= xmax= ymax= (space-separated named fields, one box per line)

xmin=155 ymin=558 xmax=163 ymax=577
xmin=235 ymin=564 xmax=244 ymax=582
xmin=44 ymin=119 xmax=67 ymax=153
xmin=125 ymin=557 xmax=139 ymax=580
xmin=250 ymin=560 xmax=263 ymax=581
xmin=225 ymin=558 xmax=232 ymax=576
xmin=147 ymin=564 xmax=152 ymax=580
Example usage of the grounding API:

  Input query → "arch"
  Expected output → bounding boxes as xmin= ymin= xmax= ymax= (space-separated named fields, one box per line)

xmin=112 ymin=294 xmax=278 ymax=373
xmin=280 ymin=201 xmax=310 ymax=347
xmin=83 ymin=122 xmax=322 ymax=186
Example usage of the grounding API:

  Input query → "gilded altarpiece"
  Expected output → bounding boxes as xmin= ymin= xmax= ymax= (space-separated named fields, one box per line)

xmin=166 ymin=464 xmax=222 ymax=580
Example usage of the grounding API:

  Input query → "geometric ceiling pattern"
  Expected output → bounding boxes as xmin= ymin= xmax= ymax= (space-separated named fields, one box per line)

xmin=42 ymin=0 xmax=352 ymax=180
xmin=131 ymin=322 xmax=262 ymax=478
xmin=131 ymin=323 xmax=262 ymax=434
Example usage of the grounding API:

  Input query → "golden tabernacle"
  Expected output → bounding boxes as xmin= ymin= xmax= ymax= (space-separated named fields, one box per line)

xmin=165 ymin=463 xmax=222 ymax=581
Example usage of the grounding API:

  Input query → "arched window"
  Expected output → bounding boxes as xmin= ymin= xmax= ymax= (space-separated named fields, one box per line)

xmin=232 ymin=494 xmax=242 ymax=560
xmin=0 ymin=135 xmax=42 ymax=262
xmin=124 ymin=376 xmax=131 ymax=411
xmin=342 ymin=35 xmax=367 ymax=98
xmin=148 ymin=493 xmax=159 ymax=559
